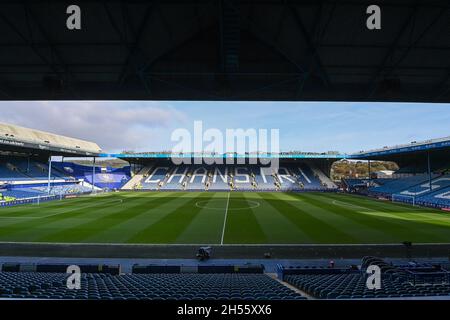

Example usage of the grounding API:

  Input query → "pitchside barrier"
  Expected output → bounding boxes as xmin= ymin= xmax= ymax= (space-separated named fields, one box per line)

xmin=0 ymin=194 xmax=62 ymax=207
xmin=132 ymin=264 xmax=264 ymax=274
xmin=392 ymin=194 xmax=450 ymax=211
xmin=277 ymin=264 xmax=359 ymax=281
xmin=404 ymin=267 xmax=450 ymax=286
xmin=1 ymin=263 xmax=262 ymax=275
xmin=1 ymin=263 xmax=121 ymax=275
xmin=133 ymin=188 xmax=337 ymax=193
xmin=0 ymin=191 xmax=98 ymax=208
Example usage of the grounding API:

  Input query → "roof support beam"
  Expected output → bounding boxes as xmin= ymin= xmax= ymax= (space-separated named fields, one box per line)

xmin=433 ymin=69 xmax=450 ymax=102
xmin=237 ymin=6 xmax=307 ymax=75
xmin=295 ymin=72 xmax=309 ymax=99
xmin=289 ymin=4 xmax=331 ymax=88
xmin=104 ymin=1 xmax=151 ymax=93
xmin=310 ymin=1 xmax=324 ymax=44
xmin=25 ymin=4 xmax=79 ymax=96
xmin=229 ymin=75 xmax=303 ymax=100
xmin=118 ymin=1 xmax=156 ymax=84
xmin=385 ymin=8 xmax=447 ymax=73
xmin=148 ymin=75 xmax=221 ymax=99
xmin=0 ymin=11 xmax=60 ymax=76
xmin=368 ymin=7 xmax=446 ymax=98
xmin=272 ymin=0 xmax=288 ymax=43
xmin=0 ymin=82 xmax=13 ymax=99
xmin=138 ymin=0 xmax=216 ymax=75
xmin=366 ymin=6 xmax=418 ymax=97
xmin=103 ymin=1 xmax=130 ymax=50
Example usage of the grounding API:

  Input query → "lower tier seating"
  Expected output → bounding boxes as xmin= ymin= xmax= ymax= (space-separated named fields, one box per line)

xmin=0 ymin=272 xmax=305 ymax=300
xmin=285 ymin=273 xmax=450 ymax=299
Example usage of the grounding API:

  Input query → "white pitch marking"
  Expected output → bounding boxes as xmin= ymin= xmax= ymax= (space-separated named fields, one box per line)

xmin=220 ymin=192 xmax=230 ymax=245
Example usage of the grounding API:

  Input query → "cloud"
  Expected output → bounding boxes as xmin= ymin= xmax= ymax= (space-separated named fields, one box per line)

xmin=0 ymin=101 xmax=187 ymax=152
xmin=0 ymin=101 xmax=448 ymax=154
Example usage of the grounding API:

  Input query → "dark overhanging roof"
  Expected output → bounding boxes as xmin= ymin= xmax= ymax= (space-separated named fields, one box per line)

xmin=0 ymin=0 xmax=448 ymax=102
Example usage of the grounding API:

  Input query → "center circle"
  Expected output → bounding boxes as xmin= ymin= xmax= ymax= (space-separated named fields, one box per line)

xmin=195 ymin=199 xmax=261 ymax=210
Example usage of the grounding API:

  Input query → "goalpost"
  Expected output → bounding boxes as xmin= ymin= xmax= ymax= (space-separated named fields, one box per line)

xmin=392 ymin=193 xmax=416 ymax=206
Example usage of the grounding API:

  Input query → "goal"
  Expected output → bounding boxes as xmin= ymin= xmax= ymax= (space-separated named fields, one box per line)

xmin=392 ymin=193 xmax=416 ymax=206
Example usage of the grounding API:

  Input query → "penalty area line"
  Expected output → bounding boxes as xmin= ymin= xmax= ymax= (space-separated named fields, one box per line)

xmin=220 ymin=192 xmax=230 ymax=245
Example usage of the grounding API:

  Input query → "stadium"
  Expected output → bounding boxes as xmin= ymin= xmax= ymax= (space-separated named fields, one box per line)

xmin=0 ymin=0 xmax=449 ymax=308
xmin=0 ymin=120 xmax=450 ymax=301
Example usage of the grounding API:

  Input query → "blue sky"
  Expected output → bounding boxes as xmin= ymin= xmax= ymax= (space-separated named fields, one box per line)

xmin=0 ymin=101 xmax=449 ymax=153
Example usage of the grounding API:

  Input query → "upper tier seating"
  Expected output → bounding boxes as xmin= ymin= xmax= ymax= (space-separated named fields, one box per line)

xmin=0 ymin=159 xmax=65 ymax=181
xmin=52 ymin=162 xmax=130 ymax=189
xmin=1 ymin=158 xmax=130 ymax=201
xmin=285 ymin=273 xmax=450 ymax=299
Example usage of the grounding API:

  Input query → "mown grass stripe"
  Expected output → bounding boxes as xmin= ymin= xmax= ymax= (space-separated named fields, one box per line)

xmin=248 ymin=192 xmax=313 ymax=243
xmin=0 ymin=193 xmax=145 ymax=240
xmin=275 ymin=192 xmax=391 ymax=242
xmin=35 ymin=193 xmax=172 ymax=243
xmin=0 ymin=193 xmax=118 ymax=217
xmin=223 ymin=192 xmax=267 ymax=244
xmin=127 ymin=193 xmax=215 ymax=243
xmin=293 ymin=193 xmax=410 ymax=243
xmin=303 ymin=193 xmax=450 ymax=243
xmin=89 ymin=192 xmax=201 ymax=243
xmin=0 ymin=191 xmax=449 ymax=244
xmin=326 ymin=193 xmax=450 ymax=224
xmin=175 ymin=192 xmax=227 ymax=244
xmin=259 ymin=192 xmax=357 ymax=243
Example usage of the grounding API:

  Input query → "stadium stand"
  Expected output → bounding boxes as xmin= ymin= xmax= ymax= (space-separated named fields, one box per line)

xmin=130 ymin=163 xmax=333 ymax=192
xmin=0 ymin=123 xmax=113 ymax=203
xmin=368 ymin=174 xmax=439 ymax=197
xmin=52 ymin=162 xmax=130 ymax=190
xmin=414 ymin=186 xmax=450 ymax=209
xmin=280 ymin=257 xmax=450 ymax=299
xmin=121 ymin=166 xmax=153 ymax=190
xmin=0 ymin=263 xmax=304 ymax=300
xmin=357 ymin=173 xmax=450 ymax=209
xmin=2 ymin=259 xmax=449 ymax=300
xmin=399 ymin=176 xmax=450 ymax=197
xmin=0 ymin=158 xmax=67 ymax=182
xmin=0 ymin=155 xmax=130 ymax=203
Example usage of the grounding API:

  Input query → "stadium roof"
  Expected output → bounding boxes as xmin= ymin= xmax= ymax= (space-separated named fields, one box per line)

xmin=347 ymin=136 xmax=450 ymax=169
xmin=102 ymin=135 xmax=450 ymax=165
xmin=349 ymin=136 xmax=450 ymax=159
xmin=0 ymin=122 xmax=102 ymax=157
xmin=0 ymin=0 xmax=448 ymax=102
xmin=100 ymin=152 xmax=346 ymax=160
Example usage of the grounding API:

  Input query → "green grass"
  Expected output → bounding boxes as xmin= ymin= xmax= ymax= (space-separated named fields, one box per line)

xmin=0 ymin=191 xmax=450 ymax=244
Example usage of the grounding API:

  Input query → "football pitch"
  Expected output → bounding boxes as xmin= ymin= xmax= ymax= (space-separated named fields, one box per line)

xmin=0 ymin=191 xmax=450 ymax=245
